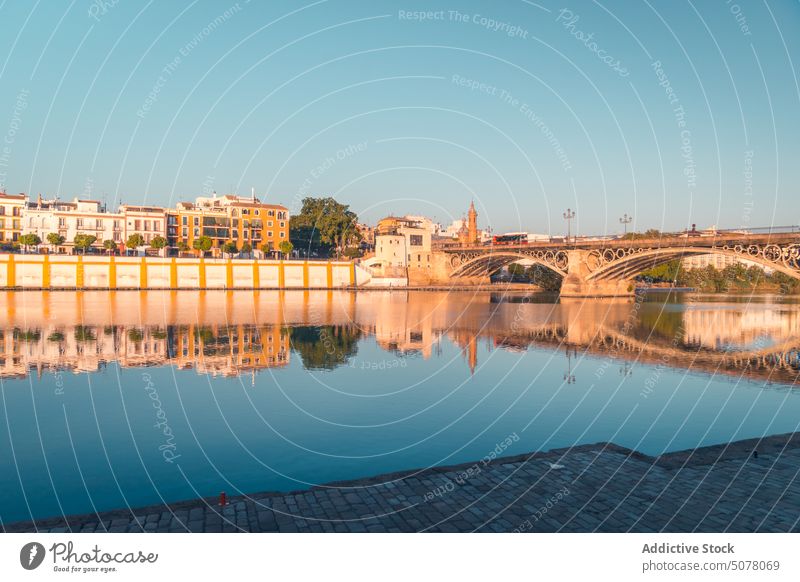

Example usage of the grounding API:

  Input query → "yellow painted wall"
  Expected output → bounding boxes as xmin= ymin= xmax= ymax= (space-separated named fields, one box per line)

xmin=0 ymin=254 xmax=357 ymax=290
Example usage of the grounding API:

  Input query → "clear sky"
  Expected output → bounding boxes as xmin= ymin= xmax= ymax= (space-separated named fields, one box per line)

xmin=0 ymin=0 xmax=798 ymax=236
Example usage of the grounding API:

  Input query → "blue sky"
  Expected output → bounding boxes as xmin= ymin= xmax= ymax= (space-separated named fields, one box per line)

xmin=0 ymin=0 xmax=798 ymax=235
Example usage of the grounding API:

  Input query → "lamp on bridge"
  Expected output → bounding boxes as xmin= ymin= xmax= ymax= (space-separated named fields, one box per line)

xmin=619 ymin=213 xmax=632 ymax=236
xmin=563 ymin=208 xmax=576 ymax=243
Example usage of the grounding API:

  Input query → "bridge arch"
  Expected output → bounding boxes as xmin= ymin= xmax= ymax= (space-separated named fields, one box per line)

xmin=586 ymin=246 xmax=800 ymax=282
xmin=449 ymin=250 xmax=568 ymax=278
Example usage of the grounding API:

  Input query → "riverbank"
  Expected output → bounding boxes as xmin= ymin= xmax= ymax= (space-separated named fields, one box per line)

xmin=6 ymin=432 xmax=800 ymax=533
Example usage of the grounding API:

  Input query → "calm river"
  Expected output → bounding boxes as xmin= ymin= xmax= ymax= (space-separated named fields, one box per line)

xmin=1 ymin=290 xmax=798 ymax=523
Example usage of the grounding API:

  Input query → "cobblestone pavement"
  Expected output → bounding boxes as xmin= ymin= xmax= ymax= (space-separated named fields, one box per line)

xmin=5 ymin=433 xmax=800 ymax=533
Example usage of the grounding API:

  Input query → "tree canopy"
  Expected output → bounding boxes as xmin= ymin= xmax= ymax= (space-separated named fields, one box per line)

xmin=278 ymin=240 xmax=293 ymax=257
xmin=19 ymin=233 xmax=41 ymax=249
xmin=149 ymin=235 xmax=167 ymax=249
xmin=73 ymin=233 xmax=97 ymax=253
xmin=126 ymin=233 xmax=145 ymax=248
xmin=222 ymin=240 xmax=238 ymax=255
xmin=290 ymin=197 xmax=361 ymax=257
xmin=46 ymin=233 xmax=65 ymax=247
xmin=192 ymin=236 xmax=213 ymax=254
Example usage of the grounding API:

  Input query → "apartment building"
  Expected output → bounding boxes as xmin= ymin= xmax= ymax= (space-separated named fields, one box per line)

xmin=24 ymin=197 xmax=123 ymax=252
xmin=119 ymin=205 xmax=167 ymax=245
xmin=0 ymin=192 xmax=25 ymax=244
xmin=169 ymin=194 xmax=289 ymax=256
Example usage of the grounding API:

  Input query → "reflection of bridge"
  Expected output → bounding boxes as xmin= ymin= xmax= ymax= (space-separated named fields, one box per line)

xmin=506 ymin=323 xmax=800 ymax=384
xmin=428 ymin=233 xmax=800 ymax=296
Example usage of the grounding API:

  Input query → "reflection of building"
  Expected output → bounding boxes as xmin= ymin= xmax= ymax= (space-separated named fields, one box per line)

xmin=174 ymin=324 xmax=289 ymax=376
xmin=682 ymin=307 xmax=800 ymax=350
xmin=0 ymin=323 xmax=289 ymax=379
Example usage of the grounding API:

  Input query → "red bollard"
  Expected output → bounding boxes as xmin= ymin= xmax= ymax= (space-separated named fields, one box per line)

xmin=219 ymin=491 xmax=227 ymax=506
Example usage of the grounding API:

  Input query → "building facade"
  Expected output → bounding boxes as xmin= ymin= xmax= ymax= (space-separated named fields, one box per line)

xmin=24 ymin=197 xmax=123 ymax=252
xmin=0 ymin=193 xmax=25 ymax=244
xmin=375 ymin=216 xmax=432 ymax=270
xmin=120 ymin=205 xmax=167 ymax=247
xmin=169 ymin=194 xmax=289 ymax=256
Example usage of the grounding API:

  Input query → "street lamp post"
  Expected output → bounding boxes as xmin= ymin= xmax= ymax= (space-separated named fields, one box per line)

xmin=619 ymin=213 xmax=632 ymax=236
xmin=563 ymin=208 xmax=575 ymax=243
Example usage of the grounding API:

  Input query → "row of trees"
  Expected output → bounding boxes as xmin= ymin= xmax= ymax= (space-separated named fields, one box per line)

xmin=17 ymin=232 xmax=169 ymax=254
xmin=178 ymin=237 xmax=294 ymax=257
xmin=15 ymin=232 xmax=296 ymax=257
xmin=639 ymin=260 xmax=800 ymax=294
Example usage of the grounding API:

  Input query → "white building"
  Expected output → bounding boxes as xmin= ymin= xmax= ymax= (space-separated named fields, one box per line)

xmin=681 ymin=253 xmax=768 ymax=272
xmin=375 ymin=216 xmax=432 ymax=270
xmin=119 ymin=205 xmax=167 ymax=245
xmin=24 ymin=197 xmax=123 ymax=252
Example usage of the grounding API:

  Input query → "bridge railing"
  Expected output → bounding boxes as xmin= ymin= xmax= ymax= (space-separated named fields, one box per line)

xmin=432 ymin=225 xmax=800 ymax=251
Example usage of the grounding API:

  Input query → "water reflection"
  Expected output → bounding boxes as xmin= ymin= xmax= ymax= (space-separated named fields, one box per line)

xmin=0 ymin=290 xmax=798 ymax=383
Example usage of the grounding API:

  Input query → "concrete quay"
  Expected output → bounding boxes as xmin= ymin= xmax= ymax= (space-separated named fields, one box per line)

xmin=5 ymin=432 xmax=800 ymax=533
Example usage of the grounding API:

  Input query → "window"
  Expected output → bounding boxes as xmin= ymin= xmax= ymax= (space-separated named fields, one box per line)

xmin=193 ymin=228 xmax=199 ymax=236
xmin=267 ymin=231 xmax=273 ymax=237
xmin=76 ymin=218 xmax=83 ymax=228
xmin=255 ymin=210 xmax=260 ymax=216
xmin=280 ymin=221 xmax=285 ymax=228
xmin=154 ymin=221 xmax=160 ymax=231
xmin=13 ymin=207 xmax=20 ymax=216
xmin=144 ymin=220 xmax=150 ymax=231
xmin=193 ymin=217 xmax=199 ymax=226
xmin=280 ymin=232 xmax=285 ymax=238
xmin=134 ymin=220 xmax=141 ymax=230
xmin=182 ymin=216 xmax=188 ymax=225
xmin=59 ymin=218 xmax=66 ymax=227
xmin=0 ymin=207 xmax=4 ymax=216
xmin=409 ymin=234 xmax=423 ymax=246
xmin=267 ymin=221 xmax=273 ymax=227
xmin=182 ymin=227 xmax=188 ymax=237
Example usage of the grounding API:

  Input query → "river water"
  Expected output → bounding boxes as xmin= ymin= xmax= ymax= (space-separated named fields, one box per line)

xmin=0 ymin=290 xmax=798 ymax=523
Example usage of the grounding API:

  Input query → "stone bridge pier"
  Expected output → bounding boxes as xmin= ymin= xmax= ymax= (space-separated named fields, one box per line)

xmin=560 ymin=249 xmax=634 ymax=297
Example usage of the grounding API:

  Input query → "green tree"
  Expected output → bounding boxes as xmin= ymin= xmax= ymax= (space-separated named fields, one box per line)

xmin=278 ymin=240 xmax=294 ymax=258
xmin=507 ymin=263 xmax=529 ymax=281
xmin=289 ymin=197 xmax=361 ymax=257
xmin=260 ymin=242 xmax=273 ymax=256
xmin=240 ymin=241 xmax=252 ymax=254
xmin=46 ymin=233 xmax=65 ymax=251
xmin=103 ymin=240 xmax=118 ymax=253
xmin=73 ymin=233 xmax=97 ymax=254
xmin=18 ymin=233 xmax=41 ymax=252
xmin=192 ymin=236 xmax=213 ymax=256
xmin=177 ymin=241 xmax=190 ymax=253
xmin=222 ymin=240 xmax=238 ymax=256
xmin=149 ymin=235 xmax=167 ymax=250
xmin=126 ymin=233 xmax=145 ymax=249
